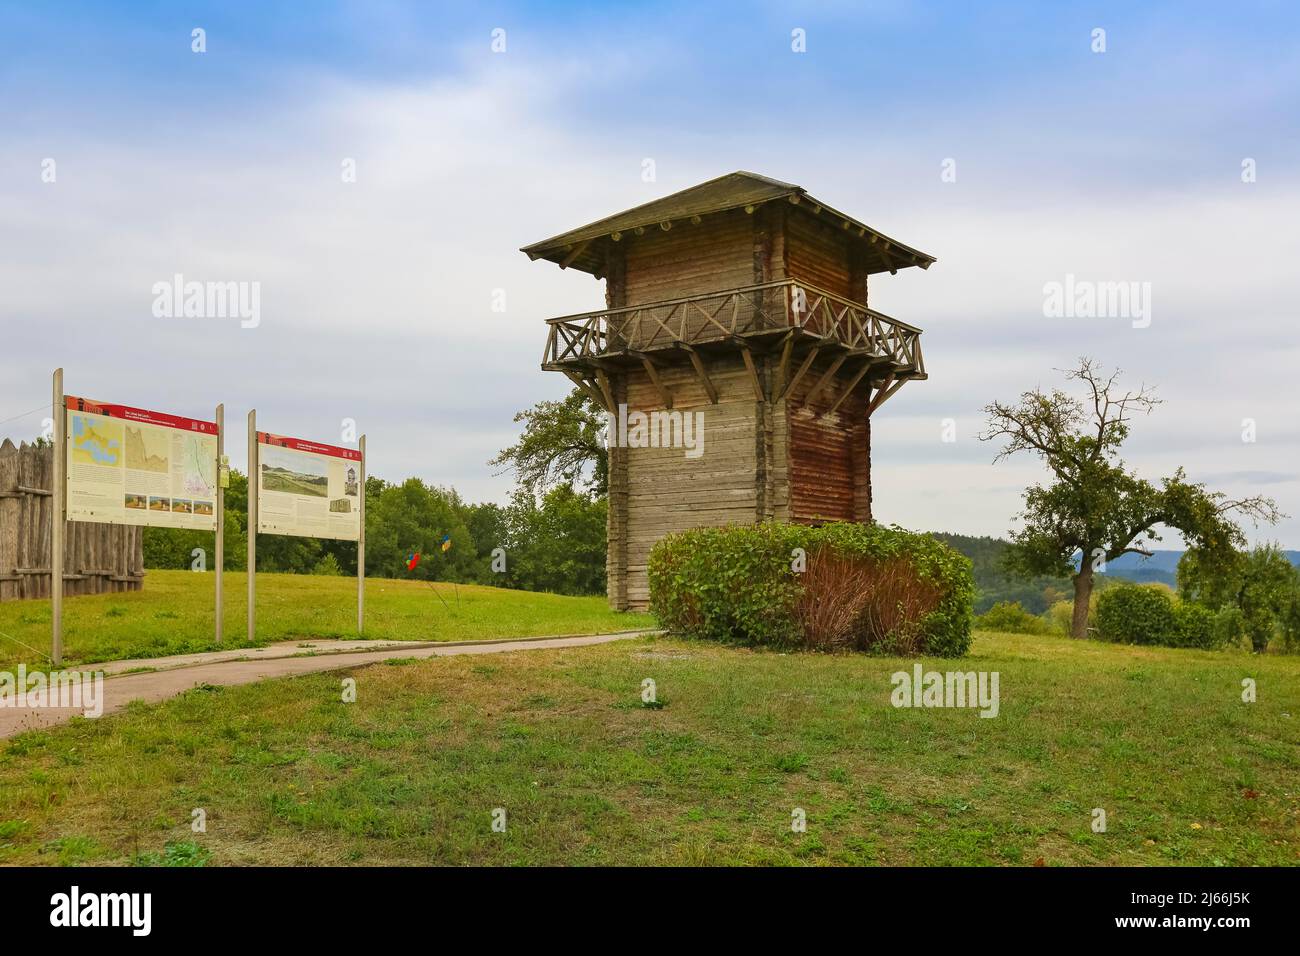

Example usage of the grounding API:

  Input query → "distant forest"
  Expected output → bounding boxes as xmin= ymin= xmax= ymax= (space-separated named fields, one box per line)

xmin=930 ymin=533 xmax=1074 ymax=614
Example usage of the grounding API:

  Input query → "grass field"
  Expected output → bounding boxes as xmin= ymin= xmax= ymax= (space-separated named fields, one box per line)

xmin=0 ymin=570 xmax=651 ymax=671
xmin=0 ymin=630 xmax=1295 ymax=866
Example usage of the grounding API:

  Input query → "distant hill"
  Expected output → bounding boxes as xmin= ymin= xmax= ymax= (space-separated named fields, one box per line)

xmin=1104 ymin=549 xmax=1300 ymax=587
xmin=929 ymin=533 xmax=1071 ymax=614
xmin=929 ymin=534 xmax=1300 ymax=613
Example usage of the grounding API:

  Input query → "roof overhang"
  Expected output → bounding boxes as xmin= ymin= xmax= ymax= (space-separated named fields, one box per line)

xmin=521 ymin=171 xmax=936 ymax=278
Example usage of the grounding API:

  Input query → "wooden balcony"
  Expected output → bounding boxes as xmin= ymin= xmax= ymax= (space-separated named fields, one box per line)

xmin=541 ymin=279 xmax=926 ymax=381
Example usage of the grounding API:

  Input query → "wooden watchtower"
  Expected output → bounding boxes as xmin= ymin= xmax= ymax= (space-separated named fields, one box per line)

xmin=523 ymin=172 xmax=935 ymax=610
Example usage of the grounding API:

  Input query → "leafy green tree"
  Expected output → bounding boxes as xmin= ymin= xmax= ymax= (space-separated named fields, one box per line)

xmin=1239 ymin=546 xmax=1298 ymax=652
xmin=1176 ymin=545 xmax=1244 ymax=610
xmin=489 ymin=388 xmax=607 ymax=497
xmin=1178 ymin=544 xmax=1300 ymax=652
xmin=363 ymin=477 xmax=475 ymax=581
xmin=500 ymin=486 xmax=607 ymax=595
xmin=1281 ymin=586 xmax=1300 ymax=653
xmin=981 ymin=358 xmax=1281 ymax=638
xmin=465 ymin=501 xmax=509 ymax=583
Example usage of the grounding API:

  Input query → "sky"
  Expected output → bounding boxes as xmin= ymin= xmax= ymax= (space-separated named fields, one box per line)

xmin=2 ymin=1 xmax=1298 ymax=546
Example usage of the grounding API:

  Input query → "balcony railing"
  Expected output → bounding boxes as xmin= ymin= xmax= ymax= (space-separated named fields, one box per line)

xmin=542 ymin=279 xmax=925 ymax=378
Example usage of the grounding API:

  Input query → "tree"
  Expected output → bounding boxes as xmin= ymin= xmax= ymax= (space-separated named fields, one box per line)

xmin=363 ymin=478 xmax=475 ymax=581
xmin=489 ymin=388 xmax=607 ymax=497
xmin=981 ymin=358 xmax=1281 ymax=638
xmin=1238 ymin=546 xmax=1298 ymax=652
xmin=499 ymin=485 xmax=607 ymax=595
xmin=1179 ymin=544 xmax=1299 ymax=652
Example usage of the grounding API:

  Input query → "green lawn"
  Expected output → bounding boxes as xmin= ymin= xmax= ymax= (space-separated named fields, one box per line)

xmin=0 ymin=570 xmax=650 ymax=671
xmin=0 ymin=630 xmax=1296 ymax=866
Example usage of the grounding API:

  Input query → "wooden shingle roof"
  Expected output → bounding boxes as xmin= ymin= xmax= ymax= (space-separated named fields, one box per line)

xmin=521 ymin=170 xmax=936 ymax=277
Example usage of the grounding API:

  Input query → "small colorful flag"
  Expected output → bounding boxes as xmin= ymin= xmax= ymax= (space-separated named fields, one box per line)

xmin=406 ymin=551 xmax=420 ymax=570
xmin=440 ymin=534 xmax=452 ymax=553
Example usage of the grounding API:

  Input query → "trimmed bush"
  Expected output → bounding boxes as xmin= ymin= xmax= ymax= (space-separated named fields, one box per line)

xmin=1171 ymin=602 xmax=1219 ymax=649
xmin=1095 ymin=584 xmax=1177 ymax=645
xmin=1095 ymin=584 xmax=1229 ymax=649
xmin=975 ymin=600 xmax=1051 ymax=634
xmin=648 ymin=522 xmax=974 ymax=656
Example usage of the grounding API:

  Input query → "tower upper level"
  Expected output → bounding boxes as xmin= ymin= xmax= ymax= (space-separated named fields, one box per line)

xmin=523 ymin=171 xmax=935 ymax=383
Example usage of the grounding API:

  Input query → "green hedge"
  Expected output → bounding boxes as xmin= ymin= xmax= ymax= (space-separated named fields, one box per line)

xmin=647 ymin=522 xmax=974 ymax=656
xmin=1095 ymin=584 xmax=1228 ymax=649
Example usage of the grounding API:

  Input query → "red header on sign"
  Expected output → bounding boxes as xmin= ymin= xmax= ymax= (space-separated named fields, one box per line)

xmin=257 ymin=431 xmax=362 ymax=461
xmin=64 ymin=394 xmax=218 ymax=435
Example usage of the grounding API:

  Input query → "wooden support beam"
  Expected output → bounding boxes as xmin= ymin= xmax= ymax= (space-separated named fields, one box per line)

xmin=878 ymin=244 xmax=898 ymax=275
xmin=561 ymin=369 xmax=607 ymax=411
xmin=823 ymin=359 xmax=879 ymax=417
xmin=678 ymin=343 xmax=719 ymax=404
xmin=775 ymin=331 xmax=795 ymax=398
xmin=594 ymin=369 xmax=618 ymax=414
xmin=871 ymin=234 xmax=899 ymax=275
xmin=638 ymin=356 xmax=672 ymax=408
xmin=867 ymin=375 xmax=906 ymax=415
xmin=780 ymin=345 xmax=821 ymax=401
xmin=803 ymin=354 xmax=847 ymax=406
xmin=559 ymin=239 xmax=591 ymax=270
xmin=739 ymin=346 xmax=764 ymax=401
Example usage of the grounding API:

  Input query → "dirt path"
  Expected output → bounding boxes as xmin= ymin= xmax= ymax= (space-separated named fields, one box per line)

xmin=0 ymin=631 xmax=655 ymax=739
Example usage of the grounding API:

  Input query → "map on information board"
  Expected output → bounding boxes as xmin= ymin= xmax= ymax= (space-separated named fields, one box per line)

xmin=64 ymin=395 xmax=219 ymax=531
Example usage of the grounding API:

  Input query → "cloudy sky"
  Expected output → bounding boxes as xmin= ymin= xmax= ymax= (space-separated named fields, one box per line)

xmin=2 ymin=1 xmax=1297 ymax=546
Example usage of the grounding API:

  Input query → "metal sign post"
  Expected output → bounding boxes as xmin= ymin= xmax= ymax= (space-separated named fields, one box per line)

xmin=51 ymin=368 xmax=64 ymax=666
xmin=357 ymin=434 xmax=365 ymax=634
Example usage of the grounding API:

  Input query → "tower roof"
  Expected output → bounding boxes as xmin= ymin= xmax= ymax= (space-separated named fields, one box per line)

xmin=521 ymin=170 xmax=936 ymax=277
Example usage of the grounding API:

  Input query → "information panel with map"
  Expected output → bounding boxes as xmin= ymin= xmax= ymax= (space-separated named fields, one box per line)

xmin=64 ymin=395 xmax=219 ymax=530
xmin=256 ymin=432 xmax=362 ymax=541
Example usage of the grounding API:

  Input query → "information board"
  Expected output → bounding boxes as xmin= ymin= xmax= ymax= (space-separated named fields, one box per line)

xmin=256 ymin=432 xmax=362 ymax=541
xmin=64 ymin=394 xmax=219 ymax=531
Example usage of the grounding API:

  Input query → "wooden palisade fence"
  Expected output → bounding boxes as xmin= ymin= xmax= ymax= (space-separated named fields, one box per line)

xmin=0 ymin=438 xmax=143 ymax=602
